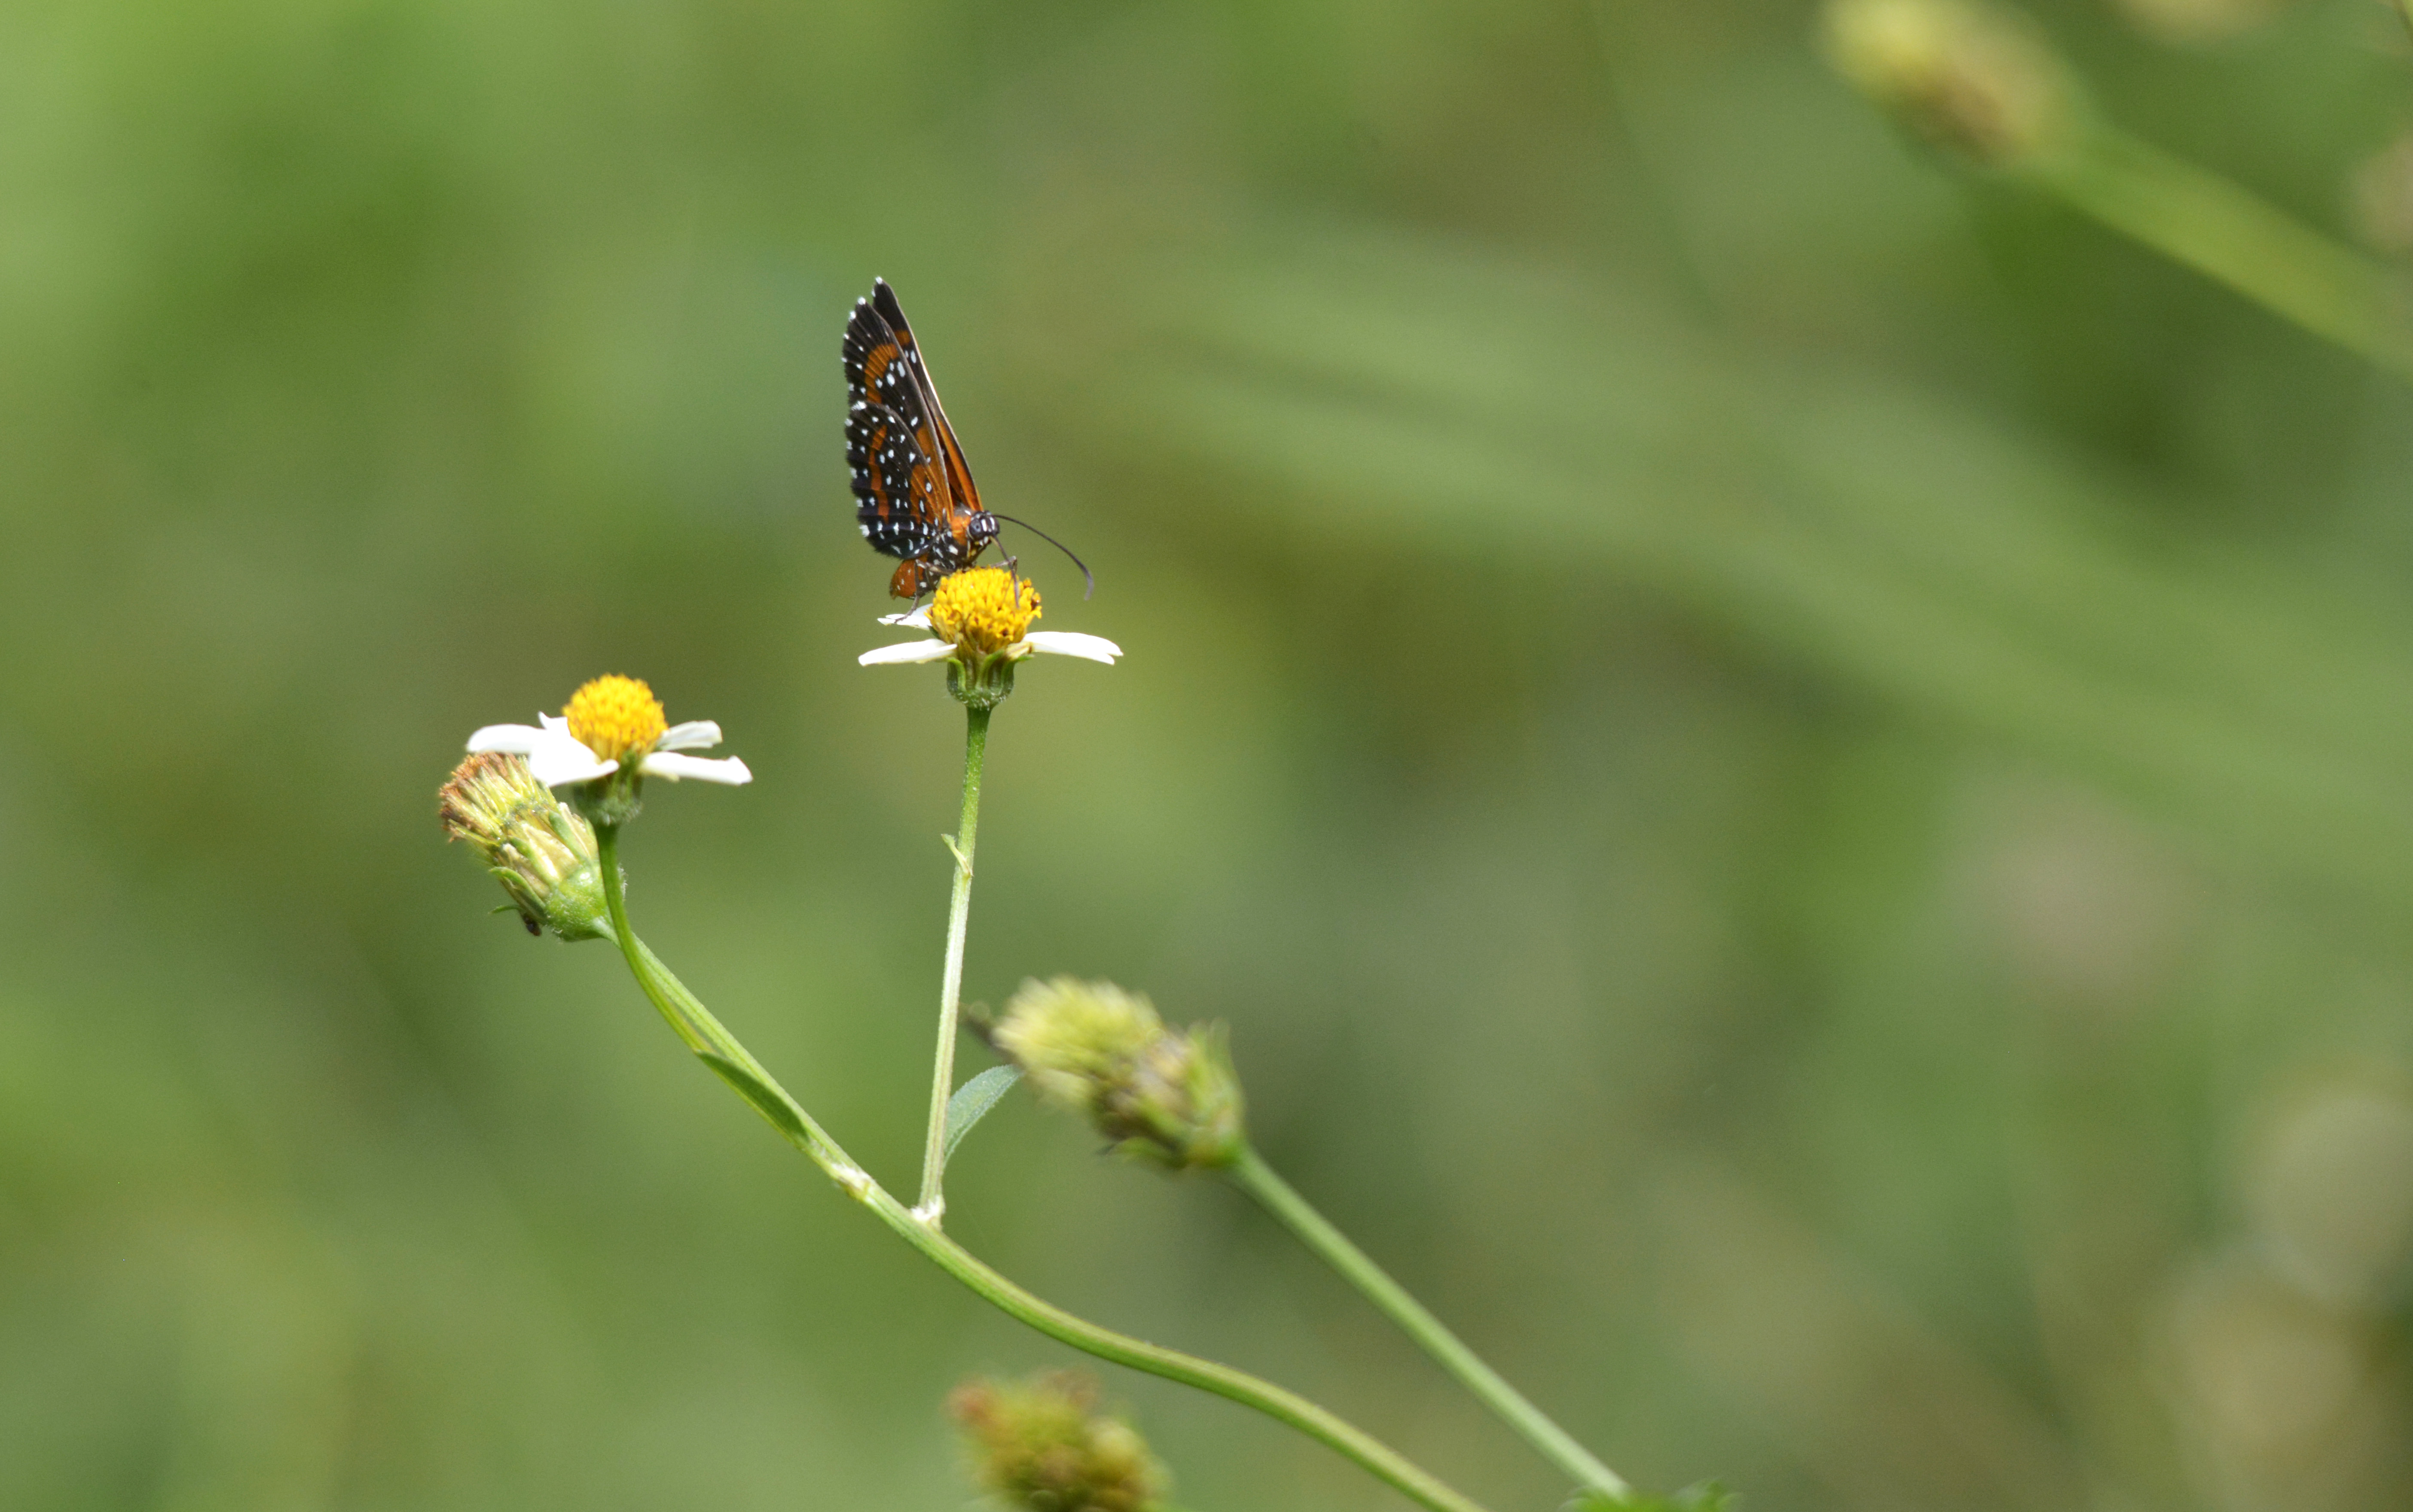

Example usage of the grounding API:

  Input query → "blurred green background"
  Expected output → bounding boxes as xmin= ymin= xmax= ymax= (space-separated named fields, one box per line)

xmin=6 ymin=0 xmax=2413 ymax=1507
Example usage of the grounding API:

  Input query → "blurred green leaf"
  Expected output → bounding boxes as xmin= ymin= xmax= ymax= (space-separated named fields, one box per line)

xmin=1567 ymin=1483 xmax=1735 ymax=1512
xmin=1028 ymin=229 xmax=2413 ymax=913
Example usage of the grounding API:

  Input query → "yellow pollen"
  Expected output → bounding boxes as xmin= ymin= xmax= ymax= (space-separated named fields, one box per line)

xmin=563 ymin=675 xmax=667 ymax=763
xmin=930 ymin=568 xmax=1042 ymax=655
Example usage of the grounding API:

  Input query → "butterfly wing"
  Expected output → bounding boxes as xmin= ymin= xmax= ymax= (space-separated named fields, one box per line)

xmin=844 ymin=292 xmax=956 ymax=565
xmin=871 ymin=280 xmax=986 ymax=558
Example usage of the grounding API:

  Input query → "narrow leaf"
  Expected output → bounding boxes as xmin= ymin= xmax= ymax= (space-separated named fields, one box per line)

xmin=699 ymin=1052 xmax=809 ymax=1145
xmin=942 ymin=1064 xmax=1023 ymax=1167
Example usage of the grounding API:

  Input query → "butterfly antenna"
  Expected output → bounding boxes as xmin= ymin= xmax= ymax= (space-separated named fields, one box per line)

xmin=990 ymin=514 xmax=1094 ymax=598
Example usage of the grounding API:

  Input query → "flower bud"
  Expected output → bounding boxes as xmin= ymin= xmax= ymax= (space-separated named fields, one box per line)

xmin=996 ymin=977 xmax=1244 ymax=1171
xmin=947 ymin=1370 xmax=1167 ymax=1512
xmin=437 ymin=751 xmax=614 ymax=942
xmin=1820 ymin=0 xmax=2077 ymax=168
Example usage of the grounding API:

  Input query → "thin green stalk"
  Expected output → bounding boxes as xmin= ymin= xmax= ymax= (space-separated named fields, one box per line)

xmin=919 ymin=704 xmax=991 ymax=1219
xmin=1230 ymin=1143 xmax=1631 ymax=1502
xmin=588 ymin=826 xmax=1491 ymax=1512
xmin=2020 ymin=123 xmax=2413 ymax=380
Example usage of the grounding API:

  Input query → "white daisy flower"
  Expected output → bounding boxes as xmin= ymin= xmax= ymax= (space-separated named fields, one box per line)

xmin=467 ymin=675 xmax=752 ymax=789
xmin=858 ymin=569 xmax=1122 ymax=672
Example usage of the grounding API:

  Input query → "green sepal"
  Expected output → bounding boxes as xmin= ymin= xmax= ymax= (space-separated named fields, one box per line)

xmin=946 ymin=650 xmax=1017 ymax=710
xmin=698 ymin=1052 xmax=809 ymax=1145
xmin=571 ymin=771 xmax=644 ymax=827
xmin=942 ymin=1064 xmax=1024 ymax=1168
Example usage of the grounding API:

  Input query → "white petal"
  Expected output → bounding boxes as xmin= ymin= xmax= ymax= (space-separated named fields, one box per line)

xmin=472 ymin=716 xmax=615 ymax=786
xmin=641 ymin=751 xmax=754 ymax=785
xmin=859 ymin=639 xmax=957 ymax=666
xmin=467 ymin=722 xmax=547 ymax=754
xmin=538 ymin=712 xmax=570 ymax=732
xmin=1019 ymin=631 xmax=1123 ymax=665
xmin=879 ymin=607 xmax=933 ymax=628
xmin=657 ymin=719 xmax=723 ymax=751
xmin=527 ymin=746 xmax=617 ymax=786
xmin=513 ymin=728 xmax=611 ymax=786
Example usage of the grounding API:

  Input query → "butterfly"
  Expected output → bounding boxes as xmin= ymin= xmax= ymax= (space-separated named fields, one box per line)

xmin=843 ymin=280 xmax=1000 ymax=601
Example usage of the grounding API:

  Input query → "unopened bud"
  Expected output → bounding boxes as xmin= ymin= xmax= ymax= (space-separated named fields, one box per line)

xmin=1821 ymin=0 xmax=2077 ymax=167
xmin=438 ymin=751 xmax=613 ymax=942
xmin=948 ymin=1371 xmax=1167 ymax=1512
xmin=996 ymin=977 xmax=1245 ymax=1171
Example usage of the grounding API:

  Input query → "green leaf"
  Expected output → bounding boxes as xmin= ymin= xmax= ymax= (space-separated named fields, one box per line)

xmin=942 ymin=1064 xmax=1023 ymax=1168
xmin=698 ymin=1052 xmax=809 ymax=1145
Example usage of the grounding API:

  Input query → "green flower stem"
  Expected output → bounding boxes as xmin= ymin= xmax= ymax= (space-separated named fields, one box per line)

xmin=2016 ymin=122 xmax=2413 ymax=381
xmin=587 ymin=826 xmax=1491 ymax=1512
xmin=920 ymin=703 xmax=991 ymax=1218
xmin=1230 ymin=1143 xmax=1631 ymax=1502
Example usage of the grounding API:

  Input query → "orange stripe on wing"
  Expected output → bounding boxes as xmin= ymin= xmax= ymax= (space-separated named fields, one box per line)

xmin=866 ymin=417 xmax=895 ymax=519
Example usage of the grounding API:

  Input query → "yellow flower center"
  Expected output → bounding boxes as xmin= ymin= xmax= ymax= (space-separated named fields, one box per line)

xmin=930 ymin=568 xmax=1042 ymax=656
xmin=563 ymin=675 xmax=666 ymax=763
